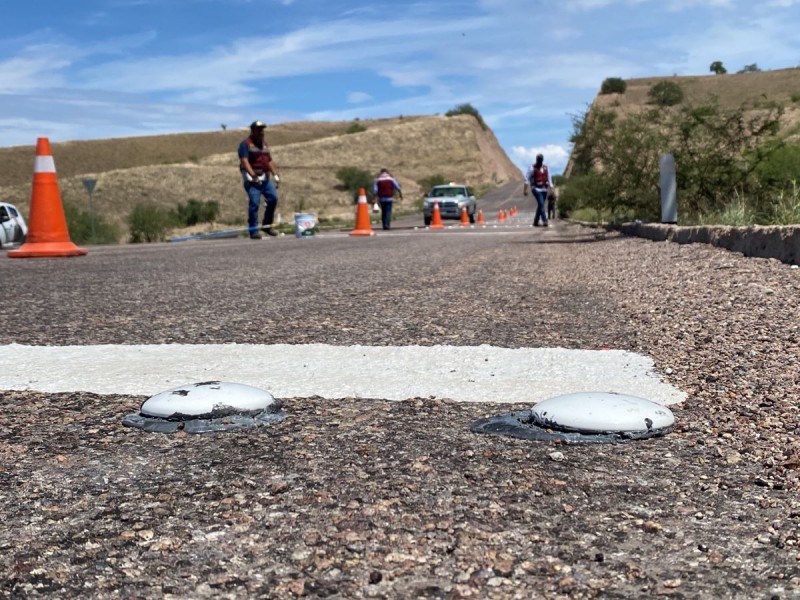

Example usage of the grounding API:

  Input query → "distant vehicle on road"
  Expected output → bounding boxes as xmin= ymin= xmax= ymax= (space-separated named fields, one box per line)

xmin=422 ymin=184 xmax=477 ymax=226
xmin=0 ymin=202 xmax=28 ymax=249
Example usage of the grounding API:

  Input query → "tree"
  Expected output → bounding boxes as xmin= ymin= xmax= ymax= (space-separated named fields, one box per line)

xmin=600 ymin=77 xmax=627 ymax=94
xmin=220 ymin=124 xmax=227 ymax=131
xmin=648 ymin=81 xmax=685 ymax=106
xmin=445 ymin=103 xmax=488 ymax=130
xmin=671 ymin=99 xmax=783 ymax=214
xmin=709 ymin=61 xmax=727 ymax=75
xmin=335 ymin=166 xmax=374 ymax=202
xmin=564 ymin=97 xmax=784 ymax=222
xmin=738 ymin=63 xmax=761 ymax=73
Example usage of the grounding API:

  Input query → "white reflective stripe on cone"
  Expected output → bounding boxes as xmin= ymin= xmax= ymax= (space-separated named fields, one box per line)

xmin=34 ymin=156 xmax=56 ymax=173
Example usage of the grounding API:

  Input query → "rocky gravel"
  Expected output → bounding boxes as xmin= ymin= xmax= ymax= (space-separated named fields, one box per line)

xmin=1 ymin=220 xmax=799 ymax=598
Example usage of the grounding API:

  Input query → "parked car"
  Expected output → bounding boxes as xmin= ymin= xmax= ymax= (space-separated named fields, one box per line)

xmin=0 ymin=202 xmax=28 ymax=249
xmin=422 ymin=183 xmax=477 ymax=226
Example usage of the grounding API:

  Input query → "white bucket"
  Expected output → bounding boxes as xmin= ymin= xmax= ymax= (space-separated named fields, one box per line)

xmin=294 ymin=213 xmax=316 ymax=238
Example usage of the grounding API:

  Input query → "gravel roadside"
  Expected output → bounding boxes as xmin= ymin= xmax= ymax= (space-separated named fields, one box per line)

xmin=1 ymin=222 xmax=799 ymax=599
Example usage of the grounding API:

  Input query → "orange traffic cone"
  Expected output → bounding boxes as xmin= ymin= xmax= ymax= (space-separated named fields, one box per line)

xmin=350 ymin=188 xmax=375 ymax=236
xmin=477 ymin=209 xmax=485 ymax=225
xmin=430 ymin=200 xmax=444 ymax=229
xmin=498 ymin=210 xmax=506 ymax=223
xmin=9 ymin=138 xmax=87 ymax=258
xmin=460 ymin=206 xmax=470 ymax=226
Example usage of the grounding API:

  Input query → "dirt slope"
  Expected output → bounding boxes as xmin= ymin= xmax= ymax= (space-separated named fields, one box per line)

xmin=0 ymin=115 xmax=521 ymax=239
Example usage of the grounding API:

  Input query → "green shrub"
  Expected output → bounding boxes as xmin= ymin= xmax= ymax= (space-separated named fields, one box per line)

xmin=648 ymin=81 xmax=684 ymax=106
xmin=417 ymin=174 xmax=447 ymax=192
xmin=558 ymin=173 xmax=619 ymax=220
xmin=770 ymin=181 xmax=800 ymax=225
xmin=600 ymin=77 xmax=627 ymax=94
xmin=127 ymin=202 xmax=178 ymax=243
xmin=445 ymin=103 xmax=488 ymax=130
xmin=697 ymin=193 xmax=758 ymax=226
xmin=738 ymin=63 xmax=761 ymax=73
xmin=346 ymin=122 xmax=367 ymax=134
xmin=754 ymin=142 xmax=800 ymax=190
xmin=335 ymin=166 xmax=373 ymax=202
xmin=567 ymin=96 xmax=785 ymax=223
xmin=63 ymin=201 xmax=120 ymax=245
xmin=709 ymin=61 xmax=727 ymax=75
xmin=174 ymin=199 xmax=220 ymax=226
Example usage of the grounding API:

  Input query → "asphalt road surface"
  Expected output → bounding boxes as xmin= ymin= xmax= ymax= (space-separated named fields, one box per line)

xmin=2 ymin=195 xmax=800 ymax=598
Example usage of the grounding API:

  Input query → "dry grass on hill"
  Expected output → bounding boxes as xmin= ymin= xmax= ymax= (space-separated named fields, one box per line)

xmin=0 ymin=117 xmax=421 ymax=188
xmin=591 ymin=68 xmax=800 ymax=137
xmin=0 ymin=115 xmax=521 ymax=241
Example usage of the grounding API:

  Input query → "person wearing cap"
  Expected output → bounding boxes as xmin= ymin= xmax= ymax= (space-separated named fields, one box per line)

xmin=524 ymin=153 xmax=553 ymax=227
xmin=238 ymin=120 xmax=281 ymax=238
xmin=372 ymin=167 xmax=403 ymax=230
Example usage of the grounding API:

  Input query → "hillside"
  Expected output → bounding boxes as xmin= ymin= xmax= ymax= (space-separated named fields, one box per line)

xmin=0 ymin=115 xmax=522 ymax=240
xmin=567 ymin=67 xmax=800 ymax=175
xmin=595 ymin=68 xmax=800 ymax=113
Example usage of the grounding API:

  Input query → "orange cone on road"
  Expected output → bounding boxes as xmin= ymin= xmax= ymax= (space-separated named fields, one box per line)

xmin=350 ymin=188 xmax=375 ymax=236
xmin=460 ymin=206 xmax=470 ymax=226
xmin=430 ymin=200 xmax=444 ymax=229
xmin=9 ymin=138 xmax=87 ymax=258
xmin=498 ymin=210 xmax=506 ymax=223
xmin=477 ymin=209 xmax=485 ymax=225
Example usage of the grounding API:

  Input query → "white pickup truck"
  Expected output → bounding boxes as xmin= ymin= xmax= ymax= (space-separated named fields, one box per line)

xmin=0 ymin=202 xmax=28 ymax=249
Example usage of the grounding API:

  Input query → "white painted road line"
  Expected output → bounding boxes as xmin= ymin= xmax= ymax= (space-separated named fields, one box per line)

xmin=0 ymin=344 xmax=686 ymax=405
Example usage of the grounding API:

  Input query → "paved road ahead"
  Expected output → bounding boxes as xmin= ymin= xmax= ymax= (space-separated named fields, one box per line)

xmin=392 ymin=180 xmax=529 ymax=230
xmin=1 ymin=216 xmax=621 ymax=348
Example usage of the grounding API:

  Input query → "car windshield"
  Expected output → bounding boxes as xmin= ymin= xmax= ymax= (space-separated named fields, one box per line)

xmin=430 ymin=187 xmax=466 ymax=198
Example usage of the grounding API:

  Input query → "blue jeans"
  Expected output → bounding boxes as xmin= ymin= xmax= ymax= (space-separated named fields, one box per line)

xmin=533 ymin=188 xmax=548 ymax=225
xmin=245 ymin=179 xmax=279 ymax=236
xmin=379 ymin=198 xmax=393 ymax=230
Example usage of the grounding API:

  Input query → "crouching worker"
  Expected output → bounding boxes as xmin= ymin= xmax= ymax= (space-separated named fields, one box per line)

xmin=239 ymin=120 xmax=281 ymax=238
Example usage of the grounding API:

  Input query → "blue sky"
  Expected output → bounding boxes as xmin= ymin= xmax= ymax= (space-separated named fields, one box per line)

xmin=1 ymin=0 xmax=799 ymax=175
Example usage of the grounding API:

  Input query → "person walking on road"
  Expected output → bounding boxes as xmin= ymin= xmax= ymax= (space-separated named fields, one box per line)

xmin=373 ymin=168 xmax=403 ymax=230
xmin=524 ymin=153 xmax=553 ymax=227
xmin=239 ymin=120 xmax=281 ymax=239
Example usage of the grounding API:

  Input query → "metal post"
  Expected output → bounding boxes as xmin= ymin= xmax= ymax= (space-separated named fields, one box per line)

xmin=659 ymin=154 xmax=677 ymax=224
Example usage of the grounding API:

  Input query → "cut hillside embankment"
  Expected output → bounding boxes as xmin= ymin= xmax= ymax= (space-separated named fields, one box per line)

xmin=0 ymin=115 xmax=521 ymax=240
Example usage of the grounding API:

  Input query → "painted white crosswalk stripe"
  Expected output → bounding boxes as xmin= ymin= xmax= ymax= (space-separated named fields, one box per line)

xmin=0 ymin=343 xmax=686 ymax=405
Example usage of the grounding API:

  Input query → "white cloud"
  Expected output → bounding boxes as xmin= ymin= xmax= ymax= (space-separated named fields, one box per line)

xmin=0 ymin=44 xmax=77 ymax=93
xmin=659 ymin=14 xmax=800 ymax=74
xmin=667 ymin=0 xmax=733 ymax=7
xmin=512 ymin=144 xmax=571 ymax=175
xmin=347 ymin=91 xmax=373 ymax=104
xmin=1 ymin=0 xmax=800 ymax=163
